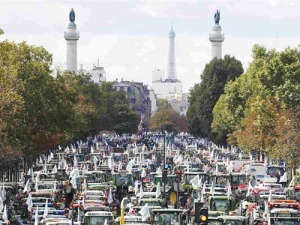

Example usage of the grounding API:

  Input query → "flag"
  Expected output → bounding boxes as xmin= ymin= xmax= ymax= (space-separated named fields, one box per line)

xmin=2 ymin=185 xmax=6 ymax=202
xmin=108 ymin=156 xmax=112 ymax=169
xmin=77 ymin=205 xmax=80 ymax=223
xmin=73 ymin=155 xmax=78 ymax=168
xmin=210 ymin=180 xmax=215 ymax=196
xmin=210 ymin=150 xmax=214 ymax=161
xmin=190 ymin=175 xmax=200 ymax=188
xmin=156 ymin=183 xmax=161 ymax=198
xmin=126 ymin=159 xmax=133 ymax=173
xmin=70 ymin=176 xmax=77 ymax=189
xmin=93 ymin=156 xmax=98 ymax=170
xmin=264 ymin=157 xmax=268 ymax=167
xmin=43 ymin=199 xmax=48 ymax=218
xmin=279 ymin=172 xmax=287 ymax=183
xmin=268 ymin=190 xmax=272 ymax=202
xmin=225 ymin=157 xmax=229 ymax=166
xmin=26 ymin=193 xmax=33 ymax=212
xmin=72 ymin=145 xmax=76 ymax=153
xmin=118 ymin=162 xmax=122 ymax=171
xmin=34 ymin=206 xmax=39 ymax=225
xmin=246 ymin=181 xmax=258 ymax=196
xmin=135 ymin=181 xmax=139 ymax=195
xmin=35 ymin=172 xmax=39 ymax=191
xmin=23 ymin=179 xmax=30 ymax=193
xmin=264 ymin=201 xmax=269 ymax=218
xmin=52 ymin=165 xmax=58 ymax=173
xmin=226 ymin=161 xmax=233 ymax=173
xmin=227 ymin=181 xmax=232 ymax=197
xmin=139 ymin=203 xmax=150 ymax=221
xmin=47 ymin=153 xmax=52 ymax=163
xmin=83 ymin=178 xmax=87 ymax=193
xmin=0 ymin=194 xmax=3 ymax=212
xmin=141 ymin=168 xmax=147 ymax=178
xmin=184 ymin=160 xmax=189 ymax=172
xmin=200 ymin=183 xmax=205 ymax=203
xmin=108 ymin=187 xmax=113 ymax=204
xmin=139 ymin=183 xmax=144 ymax=198
xmin=70 ymin=167 xmax=79 ymax=189
xmin=156 ymin=167 xmax=162 ymax=175
xmin=288 ymin=177 xmax=295 ymax=188
xmin=215 ymin=163 xmax=219 ymax=174
xmin=2 ymin=204 xmax=7 ymax=222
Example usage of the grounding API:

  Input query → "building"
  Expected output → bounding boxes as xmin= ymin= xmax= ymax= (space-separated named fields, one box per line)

xmin=209 ymin=10 xmax=225 ymax=60
xmin=149 ymin=89 xmax=157 ymax=117
xmin=64 ymin=8 xmax=80 ymax=72
xmin=152 ymin=80 xmax=182 ymax=100
xmin=80 ymin=62 xmax=106 ymax=84
xmin=152 ymin=68 xmax=165 ymax=82
xmin=112 ymin=80 xmax=152 ymax=130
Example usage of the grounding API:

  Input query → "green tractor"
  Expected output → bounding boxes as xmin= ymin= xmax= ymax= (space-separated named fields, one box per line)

xmin=181 ymin=172 xmax=209 ymax=192
xmin=112 ymin=170 xmax=134 ymax=199
xmin=208 ymin=195 xmax=236 ymax=216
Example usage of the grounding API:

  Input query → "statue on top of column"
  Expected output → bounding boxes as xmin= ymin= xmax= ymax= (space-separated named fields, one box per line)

xmin=214 ymin=10 xmax=220 ymax=25
xmin=69 ymin=8 xmax=75 ymax=22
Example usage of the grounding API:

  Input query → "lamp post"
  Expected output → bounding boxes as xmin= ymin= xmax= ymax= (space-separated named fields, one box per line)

xmin=163 ymin=128 xmax=166 ymax=199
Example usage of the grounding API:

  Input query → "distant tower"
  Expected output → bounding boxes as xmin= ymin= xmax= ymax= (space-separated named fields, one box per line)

xmin=64 ymin=8 xmax=80 ymax=72
xmin=167 ymin=25 xmax=177 ymax=81
xmin=209 ymin=10 xmax=224 ymax=59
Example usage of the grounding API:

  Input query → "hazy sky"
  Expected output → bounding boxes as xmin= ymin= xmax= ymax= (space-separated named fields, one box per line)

xmin=1 ymin=0 xmax=300 ymax=92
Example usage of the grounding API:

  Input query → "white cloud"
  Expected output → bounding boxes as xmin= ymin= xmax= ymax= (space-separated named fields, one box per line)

xmin=132 ymin=0 xmax=203 ymax=19
xmin=208 ymin=0 xmax=300 ymax=20
xmin=1 ymin=0 xmax=300 ymax=94
xmin=3 ymin=30 xmax=299 ymax=93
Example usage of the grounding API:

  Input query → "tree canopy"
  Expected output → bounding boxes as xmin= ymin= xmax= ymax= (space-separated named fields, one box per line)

xmin=212 ymin=45 xmax=300 ymax=167
xmin=187 ymin=55 xmax=244 ymax=143
xmin=0 ymin=40 xmax=140 ymax=161
xmin=149 ymin=109 xmax=188 ymax=133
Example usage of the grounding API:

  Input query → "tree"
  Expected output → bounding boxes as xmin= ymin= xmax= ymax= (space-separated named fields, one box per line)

xmin=0 ymin=41 xmax=24 ymax=159
xmin=212 ymin=45 xmax=300 ymax=160
xmin=271 ymin=107 xmax=300 ymax=168
xmin=0 ymin=39 xmax=141 ymax=162
xmin=187 ymin=55 xmax=243 ymax=143
xmin=149 ymin=109 xmax=187 ymax=133
xmin=97 ymin=82 xmax=140 ymax=134
xmin=157 ymin=99 xmax=172 ymax=110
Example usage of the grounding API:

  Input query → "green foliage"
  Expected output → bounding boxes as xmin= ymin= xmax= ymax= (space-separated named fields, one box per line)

xmin=0 ymin=40 xmax=140 ymax=161
xmin=187 ymin=55 xmax=244 ymax=143
xmin=212 ymin=45 xmax=300 ymax=166
xmin=98 ymin=82 xmax=140 ymax=134
xmin=149 ymin=109 xmax=188 ymax=133
xmin=157 ymin=99 xmax=172 ymax=110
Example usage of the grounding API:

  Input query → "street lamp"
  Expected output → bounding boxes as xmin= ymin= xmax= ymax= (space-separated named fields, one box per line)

xmin=163 ymin=128 xmax=166 ymax=199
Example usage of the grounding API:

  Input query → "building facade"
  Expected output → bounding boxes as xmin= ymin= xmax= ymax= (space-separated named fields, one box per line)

xmin=80 ymin=64 xmax=106 ymax=84
xmin=112 ymin=80 xmax=152 ymax=130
